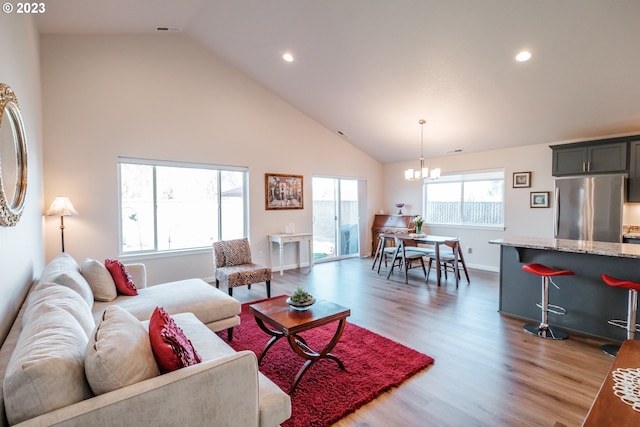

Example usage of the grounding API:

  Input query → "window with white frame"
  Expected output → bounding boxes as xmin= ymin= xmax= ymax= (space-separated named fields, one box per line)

xmin=118 ymin=158 xmax=248 ymax=254
xmin=423 ymin=169 xmax=504 ymax=227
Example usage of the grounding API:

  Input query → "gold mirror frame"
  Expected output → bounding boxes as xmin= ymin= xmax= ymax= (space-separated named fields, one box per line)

xmin=0 ymin=83 xmax=28 ymax=227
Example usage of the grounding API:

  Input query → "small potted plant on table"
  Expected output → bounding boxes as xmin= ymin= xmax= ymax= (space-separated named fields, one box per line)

xmin=287 ymin=287 xmax=316 ymax=311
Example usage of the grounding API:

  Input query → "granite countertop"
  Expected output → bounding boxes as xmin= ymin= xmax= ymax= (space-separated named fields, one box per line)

xmin=489 ymin=236 xmax=640 ymax=259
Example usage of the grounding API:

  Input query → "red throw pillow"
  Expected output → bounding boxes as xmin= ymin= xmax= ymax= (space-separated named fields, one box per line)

xmin=148 ymin=307 xmax=202 ymax=374
xmin=104 ymin=259 xmax=138 ymax=296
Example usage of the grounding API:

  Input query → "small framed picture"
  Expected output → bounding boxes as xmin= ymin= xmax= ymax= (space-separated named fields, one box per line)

xmin=513 ymin=172 xmax=531 ymax=188
xmin=265 ymin=173 xmax=304 ymax=210
xmin=530 ymin=191 xmax=550 ymax=208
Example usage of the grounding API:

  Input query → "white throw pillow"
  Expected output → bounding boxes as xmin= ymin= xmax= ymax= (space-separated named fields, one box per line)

xmin=24 ymin=283 xmax=95 ymax=337
xmin=81 ymin=258 xmax=117 ymax=302
xmin=3 ymin=305 xmax=93 ymax=425
xmin=85 ymin=305 xmax=160 ymax=395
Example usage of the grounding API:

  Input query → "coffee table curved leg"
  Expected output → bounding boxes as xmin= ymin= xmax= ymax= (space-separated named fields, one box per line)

xmin=287 ymin=318 xmax=347 ymax=393
xmin=254 ymin=317 xmax=284 ymax=365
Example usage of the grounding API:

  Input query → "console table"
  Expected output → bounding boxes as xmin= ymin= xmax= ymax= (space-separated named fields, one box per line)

xmin=268 ymin=233 xmax=313 ymax=276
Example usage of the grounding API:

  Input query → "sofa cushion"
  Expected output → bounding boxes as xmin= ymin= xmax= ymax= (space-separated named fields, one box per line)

xmin=85 ymin=306 xmax=160 ymax=395
xmin=105 ymin=259 xmax=138 ymax=296
xmin=38 ymin=252 xmax=79 ymax=283
xmin=93 ymin=279 xmax=241 ymax=328
xmin=221 ymin=238 xmax=252 ymax=266
xmin=38 ymin=253 xmax=94 ymax=308
xmin=3 ymin=305 xmax=93 ymax=425
xmin=81 ymin=258 xmax=117 ymax=302
xmin=149 ymin=307 xmax=201 ymax=374
xmin=24 ymin=283 xmax=96 ymax=337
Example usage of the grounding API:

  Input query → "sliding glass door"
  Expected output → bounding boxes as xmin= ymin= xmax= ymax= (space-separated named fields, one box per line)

xmin=312 ymin=177 xmax=360 ymax=262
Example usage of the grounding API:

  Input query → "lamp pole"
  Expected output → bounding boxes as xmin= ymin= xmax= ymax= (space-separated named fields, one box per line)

xmin=59 ymin=215 xmax=66 ymax=252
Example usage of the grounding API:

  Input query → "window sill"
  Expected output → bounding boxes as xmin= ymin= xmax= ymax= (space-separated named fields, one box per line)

xmin=118 ymin=247 xmax=212 ymax=261
xmin=426 ymin=223 xmax=505 ymax=232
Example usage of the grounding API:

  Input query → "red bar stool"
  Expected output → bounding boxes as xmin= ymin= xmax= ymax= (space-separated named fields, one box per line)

xmin=601 ymin=274 xmax=640 ymax=357
xmin=522 ymin=263 xmax=574 ymax=340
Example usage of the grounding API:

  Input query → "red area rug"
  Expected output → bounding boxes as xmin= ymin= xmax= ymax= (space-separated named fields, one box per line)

xmin=218 ymin=297 xmax=435 ymax=427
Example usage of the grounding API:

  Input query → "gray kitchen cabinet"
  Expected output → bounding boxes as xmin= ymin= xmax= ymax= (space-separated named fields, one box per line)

xmin=551 ymin=141 xmax=628 ymax=176
xmin=627 ymin=140 xmax=640 ymax=201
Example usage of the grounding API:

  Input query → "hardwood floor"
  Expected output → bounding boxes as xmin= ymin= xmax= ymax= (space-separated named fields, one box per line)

xmin=229 ymin=257 xmax=614 ymax=427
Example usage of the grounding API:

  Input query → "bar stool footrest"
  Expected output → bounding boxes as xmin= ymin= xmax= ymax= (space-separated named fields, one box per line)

xmin=536 ymin=303 xmax=567 ymax=316
xmin=607 ymin=319 xmax=640 ymax=331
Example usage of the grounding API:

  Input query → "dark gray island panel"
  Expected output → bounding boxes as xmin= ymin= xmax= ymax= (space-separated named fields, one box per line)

xmin=492 ymin=237 xmax=640 ymax=341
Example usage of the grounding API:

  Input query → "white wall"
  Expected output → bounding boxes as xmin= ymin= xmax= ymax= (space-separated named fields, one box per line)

xmin=384 ymin=143 xmax=555 ymax=271
xmin=0 ymin=14 xmax=44 ymax=342
xmin=40 ymin=34 xmax=383 ymax=284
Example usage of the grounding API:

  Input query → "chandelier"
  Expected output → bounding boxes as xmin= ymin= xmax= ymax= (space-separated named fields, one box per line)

xmin=404 ymin=119 xmax=441 ymax=181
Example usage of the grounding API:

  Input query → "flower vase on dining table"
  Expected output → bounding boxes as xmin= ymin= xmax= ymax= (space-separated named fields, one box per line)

xmin=413 ymin=215 xmax=424 ymax=235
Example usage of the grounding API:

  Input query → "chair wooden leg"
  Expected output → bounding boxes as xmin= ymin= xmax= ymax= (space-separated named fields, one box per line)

xmin=228 ymin=287 xmax=233 ymax=297
xmin=404 ymin=256 xmax=411 ymax=284
xmin=372 ymin=239 xmax=383 ymax=270
xmin=227 ymin=327 xmax=233 ymax=341
xmin=248 ymin=284 xmax=252 ymax=290
xmin=266 ymin=280 xmax=271 ymax=298
xmin=386 ymin=248 xmax=401 ymax=280
xmin=457 ymin=247 xmax=471 ymax=283
xmin=425 ymin=258 xmax=431 ymax=282
xmin=215 ymin=280 xmax=220 ymax=289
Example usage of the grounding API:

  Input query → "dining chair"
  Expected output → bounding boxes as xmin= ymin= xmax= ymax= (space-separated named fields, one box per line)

xmin=426 ymin=239 xmax=470 ymax=288
xmin=371 ymin=233 xmax=398 ymax=274
xmin=386 ymin=237 xmax=427 ymax=284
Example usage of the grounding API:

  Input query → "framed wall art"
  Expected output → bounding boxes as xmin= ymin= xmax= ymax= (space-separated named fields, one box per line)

xmin=530 ymin=191 xmax=550 ymax=208
xmin=265 ymin=173 xmax=303 ymax=210
xmin=513 ymin=172 xmax=531 ymax=188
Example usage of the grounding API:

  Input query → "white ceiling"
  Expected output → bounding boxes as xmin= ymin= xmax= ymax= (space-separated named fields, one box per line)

xmin=35 ymin=0 xmax=640 ymax=163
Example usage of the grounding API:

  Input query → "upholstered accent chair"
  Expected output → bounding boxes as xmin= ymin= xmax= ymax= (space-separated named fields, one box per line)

xmin=213 ymin=238 xmax=272 ymax=298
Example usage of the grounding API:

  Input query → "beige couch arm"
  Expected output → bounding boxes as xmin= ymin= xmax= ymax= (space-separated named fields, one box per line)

xmin=124 ymin=263 xmax=147 ymax=289
xmin=15 ymin=351 xmax=260 ymax=427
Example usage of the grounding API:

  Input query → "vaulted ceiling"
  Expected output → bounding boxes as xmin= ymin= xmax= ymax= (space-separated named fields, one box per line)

xmin=35 ymin=0 xmax=640 ymax=163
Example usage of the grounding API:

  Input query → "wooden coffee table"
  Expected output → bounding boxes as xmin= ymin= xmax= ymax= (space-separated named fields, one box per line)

xmin=249 ymin=295 xmax=350 ymax=393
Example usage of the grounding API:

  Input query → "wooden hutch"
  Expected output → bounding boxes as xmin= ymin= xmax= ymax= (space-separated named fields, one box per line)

xmin=371 ymin=214 xmax=414 ymax=254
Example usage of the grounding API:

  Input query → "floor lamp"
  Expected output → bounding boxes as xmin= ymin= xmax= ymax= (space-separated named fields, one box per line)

xmin=46 ymin=197 xmax=78 ymax=252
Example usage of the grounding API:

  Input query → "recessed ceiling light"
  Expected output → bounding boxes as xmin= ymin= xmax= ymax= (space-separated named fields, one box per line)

xmin=516 ymin=51 xmax=532 ymax=62
xmin=282 ymin=53 xmax=294 ymax=62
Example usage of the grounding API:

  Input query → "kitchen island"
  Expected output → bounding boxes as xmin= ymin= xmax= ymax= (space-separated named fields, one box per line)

xmin=490 ymin=237 xmax=640 ymax=340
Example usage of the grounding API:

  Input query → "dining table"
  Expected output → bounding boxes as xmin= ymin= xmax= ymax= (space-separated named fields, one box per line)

xmin=385 ymin=233 xmax=465 ymax=286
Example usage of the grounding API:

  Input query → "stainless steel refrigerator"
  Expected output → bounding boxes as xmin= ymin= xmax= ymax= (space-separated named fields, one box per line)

xmin=554 ymin=174 xmax=625 ymax=242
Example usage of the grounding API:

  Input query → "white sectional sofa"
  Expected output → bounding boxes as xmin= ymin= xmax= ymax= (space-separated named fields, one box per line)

xmin=0 ymin=253 xmax=291 ymax=426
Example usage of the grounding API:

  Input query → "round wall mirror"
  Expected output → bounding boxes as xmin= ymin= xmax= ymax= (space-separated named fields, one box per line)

xmin=0 ymin=83 xmax=28 ymax=227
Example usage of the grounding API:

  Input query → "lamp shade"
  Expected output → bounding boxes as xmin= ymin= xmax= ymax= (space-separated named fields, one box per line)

xmin=46 ymin=197 xmax=78 ymax=217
